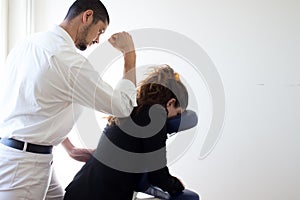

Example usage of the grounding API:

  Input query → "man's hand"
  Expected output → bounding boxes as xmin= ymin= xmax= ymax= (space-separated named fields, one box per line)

xmin=108 ymin=31 xmax=136 ymax=85
xmin=108 ymin=32 xmax=135 ymax=54
xmin=61 ymin=137 xmax=94 ymax=162
xmin=67 ymin=147 xmax=94 ymax=162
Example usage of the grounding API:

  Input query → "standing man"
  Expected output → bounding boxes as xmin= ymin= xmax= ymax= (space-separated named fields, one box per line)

xmin=0 ymin=0 xmax=136 ymax=199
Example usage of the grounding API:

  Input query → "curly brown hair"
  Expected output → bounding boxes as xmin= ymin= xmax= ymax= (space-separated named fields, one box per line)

xmin=136 ymin=65 xmax=188 ymax=111
xmin=108 ymin=65 xmax=188 ymax=125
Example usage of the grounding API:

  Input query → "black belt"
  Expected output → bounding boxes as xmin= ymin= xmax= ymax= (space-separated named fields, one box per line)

xmin=0 ymin=138 xmax=53 ymax=154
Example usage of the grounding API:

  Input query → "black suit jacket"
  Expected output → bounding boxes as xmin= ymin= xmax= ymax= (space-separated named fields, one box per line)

xmin=64 ymin=106 xmax=184 ymax=200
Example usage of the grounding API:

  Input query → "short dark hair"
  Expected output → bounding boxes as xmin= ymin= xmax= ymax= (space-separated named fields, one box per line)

xmin=65 ymin=0 xmax=109 ymax=24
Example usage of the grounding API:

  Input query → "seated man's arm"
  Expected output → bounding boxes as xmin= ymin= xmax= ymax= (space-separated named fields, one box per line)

xmin=148 ymin=166 xmax=185 ymax=196
xmin=142 ymin=124 xmax=185 ymax=196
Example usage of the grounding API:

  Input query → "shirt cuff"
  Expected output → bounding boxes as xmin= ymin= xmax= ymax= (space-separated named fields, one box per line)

xmin=116 ymin=79 xmax=137 ymax=106
xmin=112 ymin=79 xmax=137 ymax=117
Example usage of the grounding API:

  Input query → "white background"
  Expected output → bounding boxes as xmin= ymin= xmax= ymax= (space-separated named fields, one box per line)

xmin=1 ymin=0 xmax=300 ymax=200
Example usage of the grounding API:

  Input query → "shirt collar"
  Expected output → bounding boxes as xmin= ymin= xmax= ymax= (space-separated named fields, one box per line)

xmin=50 ymin=25 xmax=77 ymax=51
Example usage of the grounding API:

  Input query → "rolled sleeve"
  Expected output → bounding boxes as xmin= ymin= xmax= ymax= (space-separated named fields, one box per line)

xmin=70 ymin=68 xmax=137 ymax=117
xmin=50 ymin=55 xmax=137 ymax=118
xmin=111 ymin=79 xmax=137 ymax=118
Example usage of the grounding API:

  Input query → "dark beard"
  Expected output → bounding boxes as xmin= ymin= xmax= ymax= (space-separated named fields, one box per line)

xmin=76 ymin=24 xmax=92 ymax=51
xmin=77 ymin=43 xmax=87 ymax=51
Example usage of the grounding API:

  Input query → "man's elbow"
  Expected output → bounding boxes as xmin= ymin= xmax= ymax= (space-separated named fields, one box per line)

xmin=111 ymin=90 xmax=137 ymax=118
xmin=112 ymin=104 xmax=134 ymax=118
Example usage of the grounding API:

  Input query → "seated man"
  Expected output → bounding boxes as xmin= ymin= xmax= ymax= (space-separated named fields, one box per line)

xmin=64 ymin=65 xmax=199 ymax=200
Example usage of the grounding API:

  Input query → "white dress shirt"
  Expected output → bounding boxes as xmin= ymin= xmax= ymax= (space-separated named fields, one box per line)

xmin=0 ymin=25 xmax=137 ymax=146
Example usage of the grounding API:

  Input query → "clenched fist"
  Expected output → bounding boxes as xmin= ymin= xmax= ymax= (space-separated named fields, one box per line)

xmin=108 ymin=31 xmax=135 ymax=54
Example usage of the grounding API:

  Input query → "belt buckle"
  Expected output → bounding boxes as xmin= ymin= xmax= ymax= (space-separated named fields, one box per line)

xmin=22 ymin=141 xmax=28 ymax=152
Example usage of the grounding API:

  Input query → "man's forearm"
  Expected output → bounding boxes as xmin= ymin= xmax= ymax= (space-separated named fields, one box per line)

xmin=123 ymin=51 xmax=136 ymax=86
xmin=61 ymin=137 xmax=74 ymax=153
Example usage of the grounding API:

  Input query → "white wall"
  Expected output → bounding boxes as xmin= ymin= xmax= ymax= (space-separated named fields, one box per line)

xmin=4 ymin=0 xmax=300 ymax=200
xmin=0 ymin=0 xmax=8 ymax=68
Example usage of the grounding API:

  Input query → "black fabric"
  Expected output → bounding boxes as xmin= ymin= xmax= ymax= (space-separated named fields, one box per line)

xmin=64 ymin=106 xmax=184 ymax=200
